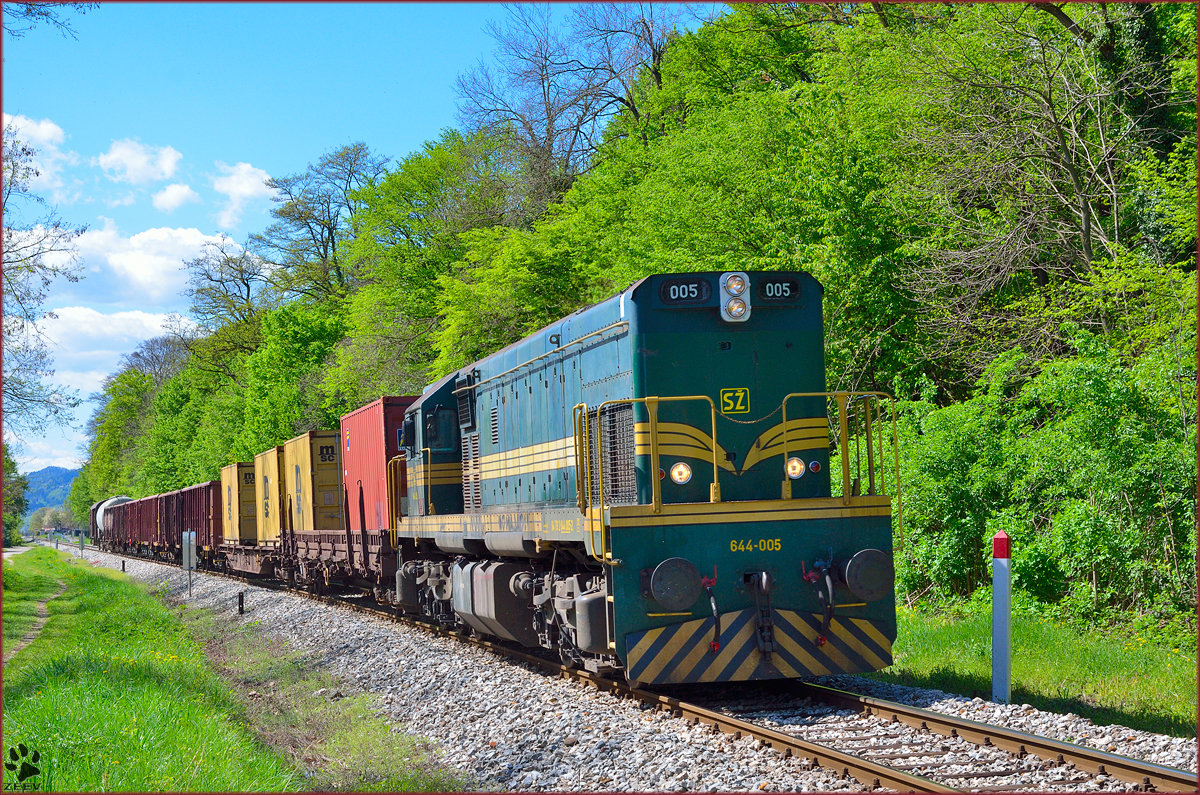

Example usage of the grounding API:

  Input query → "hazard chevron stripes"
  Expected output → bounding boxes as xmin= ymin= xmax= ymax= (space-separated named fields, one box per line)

xmin=625 ymin=609 xmax=893 ymax=684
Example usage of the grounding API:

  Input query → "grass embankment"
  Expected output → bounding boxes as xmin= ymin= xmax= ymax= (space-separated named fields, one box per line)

xmin=1 ymin=548 xmax=465 ymax=791
xmin=186 ymin=609 xmax=469 ymax=792
xmin=2 ymin=552 xmax=61 ymax=644
xmin=870 ymin=606 xmax=1197 ymax=738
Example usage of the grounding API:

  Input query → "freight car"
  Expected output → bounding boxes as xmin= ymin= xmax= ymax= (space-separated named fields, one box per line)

xmin=97 ymin=270 xmax=901 ymax=687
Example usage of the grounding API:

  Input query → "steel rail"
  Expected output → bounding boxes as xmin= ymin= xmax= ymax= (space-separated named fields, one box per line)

xmin=795 ymin=682 xmax=1197 ymax=793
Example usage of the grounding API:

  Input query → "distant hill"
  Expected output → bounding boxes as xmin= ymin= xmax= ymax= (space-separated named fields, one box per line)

xmin=22 ymin=466 xmax=80 ymax=516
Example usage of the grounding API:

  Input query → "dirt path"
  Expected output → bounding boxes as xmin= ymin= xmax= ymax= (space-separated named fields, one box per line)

xmin=3 ymin=580 xmax=68 ymax=666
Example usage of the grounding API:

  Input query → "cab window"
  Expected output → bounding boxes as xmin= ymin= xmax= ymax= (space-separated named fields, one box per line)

xmin=429 ymin=406 xmax=458 ymax=453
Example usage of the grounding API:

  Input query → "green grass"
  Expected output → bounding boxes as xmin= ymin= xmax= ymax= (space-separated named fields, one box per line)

xmin=1 ymin=556 xmax=62 ymax=643
xmin=2 ymin=548 xmax=301 ymax=791
xmin=866 ymin=606 xmax=1198 ymax=738
xmin=3 ymin=547 xmax=467 ymax=792
xmin=186 ymin=608 xmax=469 ymax=792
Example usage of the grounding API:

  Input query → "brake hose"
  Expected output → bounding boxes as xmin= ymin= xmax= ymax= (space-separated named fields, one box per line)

xmin=816 ymin=570 xmax=836 ymax=646
xmin=704 ymin=582 xmax=720 ymax=653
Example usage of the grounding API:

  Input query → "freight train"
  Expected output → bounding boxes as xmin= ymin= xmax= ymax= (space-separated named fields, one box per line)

xmin=93 ymin=271 xmax=901 ymax=685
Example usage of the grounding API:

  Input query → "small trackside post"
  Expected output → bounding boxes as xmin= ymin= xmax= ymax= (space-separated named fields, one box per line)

xmin=992 ymin=530 xmax=1011 ymax=703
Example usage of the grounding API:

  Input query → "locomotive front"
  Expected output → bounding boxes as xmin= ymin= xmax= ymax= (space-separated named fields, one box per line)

xmin=598 ymin=271 xmax=898 ymax=684
xmin=394 ymin=270 xmax=899 ymax=685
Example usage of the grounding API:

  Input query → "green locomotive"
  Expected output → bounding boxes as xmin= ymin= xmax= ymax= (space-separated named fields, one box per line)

xmin=393 ymin=271 xmax=900 ymax=684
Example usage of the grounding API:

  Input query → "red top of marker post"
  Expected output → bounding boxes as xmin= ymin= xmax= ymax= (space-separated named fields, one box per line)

xmin=992 ymin=530 xmax=1010 ymax=559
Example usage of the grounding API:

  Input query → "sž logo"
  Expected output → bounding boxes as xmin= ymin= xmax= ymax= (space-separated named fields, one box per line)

xmin=4 ymin=743 xmax=40 ymax=789
xmin=720 ymin=387 xmax=750 ymax=414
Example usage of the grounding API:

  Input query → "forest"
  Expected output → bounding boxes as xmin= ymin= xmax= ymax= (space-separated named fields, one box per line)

xmin=55 ymin=4 xmax=1196 ymax=635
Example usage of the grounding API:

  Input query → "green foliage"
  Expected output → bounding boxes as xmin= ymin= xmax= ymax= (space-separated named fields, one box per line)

xmin=239 ymin=302 xmax=347 ymax=456
xmin=84 ymin=369 xmax=155 ymax=498
xmin=433 ymin=225 xmax=597 ymax=377
xmin=3 ymin=443 xmax=29 ymax=546
xmin=898 ymin=329 xmax=1196 ymax=624
xmin=326 ymin=128 xmax=522 ymax=408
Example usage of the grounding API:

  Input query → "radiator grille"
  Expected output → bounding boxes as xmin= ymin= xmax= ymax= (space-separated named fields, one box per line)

xmin=584 ymin=404 xmax=636 ymax=507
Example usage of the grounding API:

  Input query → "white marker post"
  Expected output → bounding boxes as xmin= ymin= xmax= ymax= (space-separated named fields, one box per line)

xmin=182 ymin=530 xmax=196 ymax=598
xmin=991 ymin=529 xmax=1011 ymax=703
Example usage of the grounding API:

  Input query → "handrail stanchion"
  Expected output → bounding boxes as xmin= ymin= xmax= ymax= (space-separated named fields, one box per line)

xmin=647 ymin=397 xmax=662 ymax=514
xmin=836 ymin=393 xmax=852 ymax=504
xmin=863 ymin=396 xmax=875 ymax=495
xmin=707 ymin=399 xmax=721 ymax=503
xmin=572 ymin=404 xmax=586 ymax=511
xmin=780 ymin=397 xmax=791 ymax=500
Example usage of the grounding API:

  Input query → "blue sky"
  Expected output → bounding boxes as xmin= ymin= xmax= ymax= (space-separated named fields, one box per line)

xmin=4 ymin=2 xmax=517 ymax=471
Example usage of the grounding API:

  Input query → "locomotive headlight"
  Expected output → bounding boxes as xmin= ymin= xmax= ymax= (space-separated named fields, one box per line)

xmin=669 ymin=462 xmax=692 ymax=484
xmin=719 ymin=271 xmax=751 ymax=323
xmin=786 ymin=457 xmax=806 ymax=479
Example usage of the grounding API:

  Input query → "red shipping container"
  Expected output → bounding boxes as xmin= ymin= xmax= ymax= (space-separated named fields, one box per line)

xmin=341 ymin=396 xmax=416 ymax=534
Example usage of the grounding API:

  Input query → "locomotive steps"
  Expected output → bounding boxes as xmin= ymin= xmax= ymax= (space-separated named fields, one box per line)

xmin=77 ymin=546 xmax=1198 ymax=793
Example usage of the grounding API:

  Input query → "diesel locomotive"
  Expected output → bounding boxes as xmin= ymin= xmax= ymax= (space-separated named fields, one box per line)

xmin=94 ymin=270 xmax=902 ymax=686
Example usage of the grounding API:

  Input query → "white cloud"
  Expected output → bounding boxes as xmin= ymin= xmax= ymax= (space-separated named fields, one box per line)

xmin=152 ymin=183 xmax=201 ymax=212
xmin=3 ymin=112 xmax=64 ymax=146
xmin=6 ymin=427 xmax=88 ymax=472
xmin=106 ymin=192 xmax=137 ymax=207
xmin=3 ymin=112 xmax=82 ymax=202
xmin=71 ymin=217 xmax=235 ymax=298
xmin=40 ymin=306 xmax=187 ymax=354
xmin=212 ymin=161 xmax=276 ymax=229
xmin=95 ymin=138 xmax=182 ymax=184
xmin=38 ymin=306 xmax=196 ymax=393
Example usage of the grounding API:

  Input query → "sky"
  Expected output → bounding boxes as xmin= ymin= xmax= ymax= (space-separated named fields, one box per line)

xmin=3 ymin=2 xmax=517 ymax=472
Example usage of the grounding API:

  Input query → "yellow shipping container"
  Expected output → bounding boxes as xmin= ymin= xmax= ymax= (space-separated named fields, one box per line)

xmin=220 ymin=462 xmax=257 ymax=545
xmin=282 ymin=430 xmax=343 ymax=535
xmin=254 ymin=446 xmax=285 ymax=545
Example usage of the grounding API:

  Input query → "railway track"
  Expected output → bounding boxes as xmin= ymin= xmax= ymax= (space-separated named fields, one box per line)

xmin=73 ymin=544 xmax=1197 ymax=793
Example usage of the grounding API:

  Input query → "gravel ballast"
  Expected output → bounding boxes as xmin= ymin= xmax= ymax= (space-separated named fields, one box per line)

xmin=76 ymin=549 xmax=1196 ymax=791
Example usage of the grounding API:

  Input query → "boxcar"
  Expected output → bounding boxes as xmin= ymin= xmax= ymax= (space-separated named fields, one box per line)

xmin=179 ymin=481 xmax=221 ymax=567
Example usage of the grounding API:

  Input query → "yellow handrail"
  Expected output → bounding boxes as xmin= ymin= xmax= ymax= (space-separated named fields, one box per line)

xmin=780 ymin=391 xmax=903 ymax=546
xmin=386 ymin=455 xmax=404 ymax=549
xmin=574 ymin=395 xmax=722 ymax=563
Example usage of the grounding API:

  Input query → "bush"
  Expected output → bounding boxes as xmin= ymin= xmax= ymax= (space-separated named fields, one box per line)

xmin=896 ymin=328 xmax=1196 ymax=627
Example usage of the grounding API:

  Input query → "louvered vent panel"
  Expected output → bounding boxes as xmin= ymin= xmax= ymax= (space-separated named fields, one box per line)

xmin=490 ymin=406 xmax=500 ymax=447
xmin=460 ymin=432 xmax=483 ymax=511
xmin=470 ymin=433 xmax=482 ymax=509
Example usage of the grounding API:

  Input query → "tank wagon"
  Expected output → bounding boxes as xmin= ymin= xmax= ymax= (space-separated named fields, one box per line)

xmin=95 ymin=270 xmax=901 ymax=686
